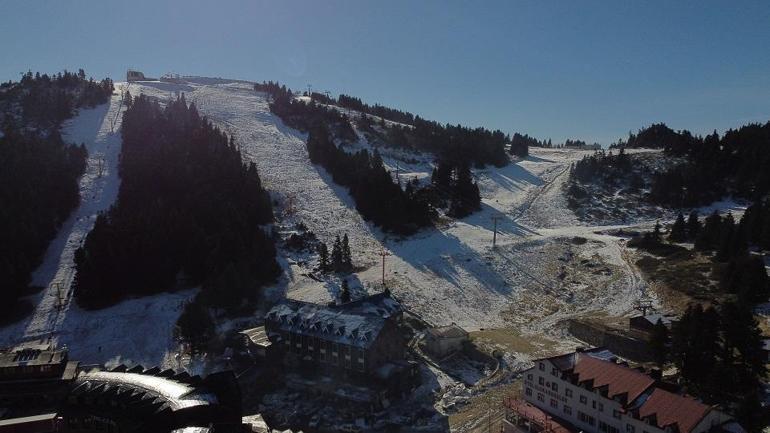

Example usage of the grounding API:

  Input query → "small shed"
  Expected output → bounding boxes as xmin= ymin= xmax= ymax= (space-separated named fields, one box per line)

xmin=423 ymin=323 xmax=469 ymax=358
xmin=629 ymin=314 xmax=676 ymax=334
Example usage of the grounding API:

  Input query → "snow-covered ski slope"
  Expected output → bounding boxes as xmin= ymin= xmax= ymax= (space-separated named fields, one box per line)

xmin=0 ymin=84 xmax=196 ymax=368
xmin=128 ymin=79 xmax=661 ymax=339
xmin=0 ymin=77 xmax=664 ymax=366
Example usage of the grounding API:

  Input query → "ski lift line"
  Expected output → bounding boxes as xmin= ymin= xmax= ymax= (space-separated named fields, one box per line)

xmin=492 ymin=238 xmax=561 ymax=294
xmin=110 ymin=82 xmax=131 ymax=133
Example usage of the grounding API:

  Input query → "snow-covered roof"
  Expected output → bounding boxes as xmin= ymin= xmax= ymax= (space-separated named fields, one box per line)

xmin=72 ymin=369 xmax=219 ymax=411
xmin=638 ymin=313 xmax=676 ymax=326
xmin=334 ymin=292 xmax=403 ymax=318
xmin=265 ymin=293 xmax=401 ymax=349
xmin=241 ymin=326 xmax=271 ymax=347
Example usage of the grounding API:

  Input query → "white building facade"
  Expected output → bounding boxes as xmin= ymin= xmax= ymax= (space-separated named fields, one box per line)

xmin=516 ymin=349 xmax=741 ymax=433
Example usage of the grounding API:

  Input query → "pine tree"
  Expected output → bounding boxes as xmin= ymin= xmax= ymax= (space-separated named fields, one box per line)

xmin=340 ymin=278 xmax=351 ymax=304
xmin=649 ymin=319 xmax=669 ymax=368
xmin=432 ymin=160 xmax=452 ymax=189
xmin=331 ymin=235 xmax=343 ymax=272
xmin=671 ymin=304 xmax=720 ymax=397
xmin=668 ymin=213 xmax=687 ymax=242
xmin=449 ymin=164 xmax=481 ymax=217
xmin=761 ymin=213 xmax=770 ymax=250
xmin=716 ymin=213 xmax=736 ymax=262
xmin=645 ymin=220 xmax=662 ymax=243
xmin=341 ymin=233 xmax=352 ymax=272
xmin=175 ymin=299 xmax=214 ymax=354
xmin=318 ymin=243 xmax=329 ymax=273
xmin=695 ymin=211 xmax=722 ymax=250
xmin=686 ymin=211 xmax=700 ymax=240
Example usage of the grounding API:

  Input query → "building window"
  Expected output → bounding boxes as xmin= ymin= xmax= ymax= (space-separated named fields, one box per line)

xmin=578 ymin=412 xmax=596 ymax=426
xmin=552 ymin=367 xmax=558 ymax=376
xmin=592 ymin=400 xmax=597 ymax=409
xmin=527 ymin=373 xmax=533 ymax=381
xmin=598 ymin=402 xmax=604 ymax=412
xmin=613 ymin=410 xmax=621 ymax=419
xmin=600 ymin=422 xmax=620 ymax=433
xmin=627 ymin=425 xmax=635 ymax=433
xmin=563 ymin=405 xmax=572 ymax=416
xmin=566 ymin=389 xmax=573 ymax=398
xmin=552 ymin=383 xmax=558 ymax=392
xmin=539 ymin=362 xmax=545 ymax=371
xmin=580 ymin=395 xmax=587 ymax=404
xmin=538 ymin=377 xmax=544 ymax=385
xmin=525 ymin=387 xmax=533 ymax=396
xmin=537 ymin=393 xmax=545 ymax=402
xmin=550 ymin=399 xmax=558 ymax=408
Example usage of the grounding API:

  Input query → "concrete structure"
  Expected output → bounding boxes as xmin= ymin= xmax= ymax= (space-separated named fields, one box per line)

xmin=505 ymin=348 xmax=742 ymax=433
xmin=423 ymin=323 xmax=469 ymax=358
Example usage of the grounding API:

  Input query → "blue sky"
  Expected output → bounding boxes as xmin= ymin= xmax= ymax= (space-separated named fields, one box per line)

xmin=2 ymin=0 xmax=769 ymax=145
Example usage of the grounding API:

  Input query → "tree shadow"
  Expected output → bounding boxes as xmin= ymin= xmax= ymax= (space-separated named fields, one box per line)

xmin=480 ymin=162 xmax=544 ymax=192
xmin=461 ymin=202 xmax=538 ymax=238
xmin=137 ymin=81 xmax=195 ymax=93
xmin=524 ymin=154 xmax=556 ymax=163
xmin=386 ymin=225 xmax=514 ymax=298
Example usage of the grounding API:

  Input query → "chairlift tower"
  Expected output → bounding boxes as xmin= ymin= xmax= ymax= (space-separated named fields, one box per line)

xmin=379 ymin=248 xmax=391 ymax=287
xmin=634 ymin=299 xmax=655 ymax=316
xmin=491 ymin=216 xmax=503 ymax=248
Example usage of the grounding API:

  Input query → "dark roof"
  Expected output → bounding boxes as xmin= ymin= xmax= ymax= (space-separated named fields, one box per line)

xmin=334 ymin=292 xmax=403 ymax=318
xmin=637 ymin=388 xmax=712 ymax=433
xmin=267 ymin=302 xmax=385 ymax=349
xmin=533 ymin=347 xmax=614 ymax=371
xmin=265 ymin=292 xmax=401 ymax=349
xmin=633 ymin=314 xmax=676 ymax=327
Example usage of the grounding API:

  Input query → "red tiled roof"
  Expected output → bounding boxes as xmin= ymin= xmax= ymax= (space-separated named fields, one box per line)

xmin=638 ymin=388 xmax=711 ymax=433
xmin=572 ymin=355 xmax=655 ymax=402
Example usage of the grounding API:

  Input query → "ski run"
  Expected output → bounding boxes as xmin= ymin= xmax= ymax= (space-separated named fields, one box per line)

xmin=3 ymin=77 xmax=721 ymax=369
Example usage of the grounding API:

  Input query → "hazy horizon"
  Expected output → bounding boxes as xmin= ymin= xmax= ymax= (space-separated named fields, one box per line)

xmin=2 ymin=0 xmax=769 ymax=145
